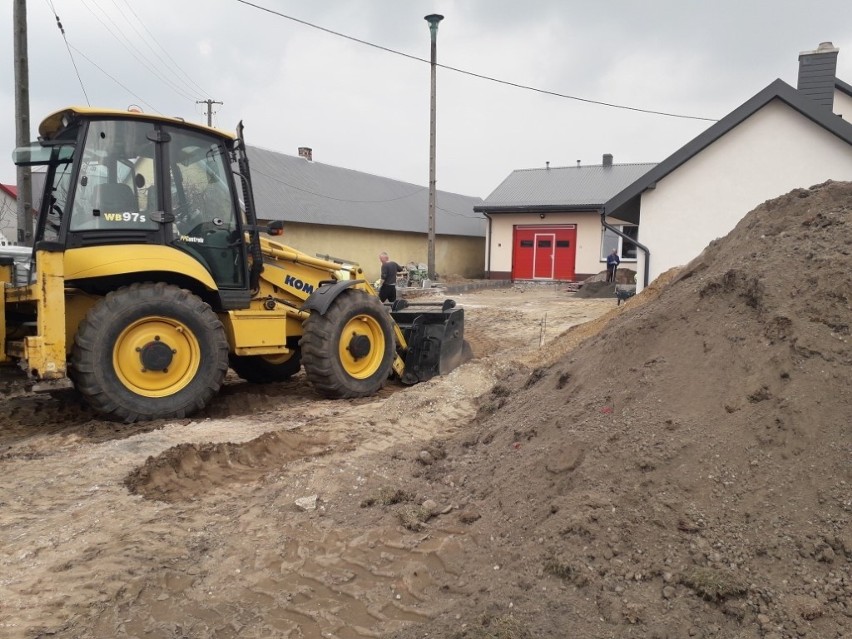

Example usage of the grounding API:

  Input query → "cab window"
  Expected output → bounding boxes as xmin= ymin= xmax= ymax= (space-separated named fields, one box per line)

xmin=69 ymin=120 xmax=159 ymax=232
xmin=167 ymin=129 xmax=237 ymax=239
xmin=167 ymin=127 xmax=244 ymax=287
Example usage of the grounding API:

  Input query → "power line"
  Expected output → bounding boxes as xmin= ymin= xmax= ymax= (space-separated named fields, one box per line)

xmin=234 ymin=0 xmax=719 ymax=123
xmin=67 ymin=43 xmax=160 ymax=113
xmin=250 ymin=165 xmax=483 ymax=218
xmin=436 ymin=204 xmax=483 ymax=220
xmin=45 ymin=0 xmax=90 ymax=105
xmin=251 ymin=166 xmax=426 ymax=203
xmin=115 ymin=0 xmax=213 ymax=100
xmin=78 ymin=0 xmax=198 ymax=103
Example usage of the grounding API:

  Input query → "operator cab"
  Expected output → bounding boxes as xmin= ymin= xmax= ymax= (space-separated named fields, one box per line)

xmin=13 ymin=109 xmax=251 ymax=298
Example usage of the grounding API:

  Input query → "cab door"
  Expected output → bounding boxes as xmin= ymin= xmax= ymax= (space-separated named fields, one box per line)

xmin=165 ymin=126 xmax=248 ymax=297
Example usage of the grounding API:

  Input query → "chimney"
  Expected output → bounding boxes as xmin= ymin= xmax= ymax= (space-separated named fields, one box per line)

xmin=602 ymin=153 xmax=613 ymax=167
xmin=576 ymin=160 xmax=581 ymax=168
xmin=546 ymin=161 xmax=550 ymax=170
xmin=298 ymin=147 xmax=313 ymax=161
xmin=797 ymin=42 xmax=839 ymax=110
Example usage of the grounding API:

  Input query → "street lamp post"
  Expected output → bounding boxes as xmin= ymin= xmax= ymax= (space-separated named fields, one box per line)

xmin=424 ymin=14 xmax=443 ymax=281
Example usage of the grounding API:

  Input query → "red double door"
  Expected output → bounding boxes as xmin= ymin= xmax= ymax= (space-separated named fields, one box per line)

xmin=512 ymin=225 xmax=577 ymax=280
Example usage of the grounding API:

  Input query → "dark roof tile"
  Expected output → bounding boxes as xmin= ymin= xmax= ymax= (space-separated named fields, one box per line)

xmin=247 ymin=146 xmax=485 ymax=237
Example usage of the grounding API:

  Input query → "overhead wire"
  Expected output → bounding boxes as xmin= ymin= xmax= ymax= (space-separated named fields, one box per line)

xmin=250 ymin=166 xmax=426 ymax=203
xmin=67 ymin=44 xmax=160 ymax=113
xmin=115 ymin=0 xmax=213 ymax=100
xmin=250 ymin=165 xmax=483 ymax=218
xmin=234 ymin=0 xmax=719 ymax=123
xmin=44 ymin=0 xmax=91 ymax=105
xmin=78 ymin=0 xmax=199 ymax=103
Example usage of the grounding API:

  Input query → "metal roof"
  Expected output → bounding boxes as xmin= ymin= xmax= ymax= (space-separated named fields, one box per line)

xmin=604 ymin=78 xmax=852 ymax=222
xmin=475 ymin=162 xmax=657 ymax=212
xmin=246 ymin=145 xmax=485 ymax=237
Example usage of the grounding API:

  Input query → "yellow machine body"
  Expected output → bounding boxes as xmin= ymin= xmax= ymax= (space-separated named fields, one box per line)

xmin=2 ymin=106 xmax=465 ymax=421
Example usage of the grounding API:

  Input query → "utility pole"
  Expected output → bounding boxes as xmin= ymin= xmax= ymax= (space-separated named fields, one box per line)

xmin=196 ymin=99 xmax=223 ymax=127
xmin=14 ymin=0 xmax=33 ymax=246
xmin=424 ymin=14 xmax=443 ymax=281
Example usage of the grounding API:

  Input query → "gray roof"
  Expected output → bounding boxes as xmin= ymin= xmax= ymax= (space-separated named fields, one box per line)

xmin=837 ymin=77 xmax=852 ymax=97
xmin=474 ymin=161 xmax=657 ymax=213
xmin=246 ymin=145 xmax=485 ymax=237
xmin=605 ymin=78 xmax=852 ymax=223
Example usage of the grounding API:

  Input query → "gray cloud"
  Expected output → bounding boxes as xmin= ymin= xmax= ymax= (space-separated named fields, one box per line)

xmin=2 ymin=0 xmax=851 ymax=197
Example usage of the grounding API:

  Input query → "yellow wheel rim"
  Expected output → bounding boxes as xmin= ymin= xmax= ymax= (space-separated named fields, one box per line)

xmin=338 ymin=314 xmax=385 ymax=379
xmin=113 ymin=315 xmax=201 ymax=397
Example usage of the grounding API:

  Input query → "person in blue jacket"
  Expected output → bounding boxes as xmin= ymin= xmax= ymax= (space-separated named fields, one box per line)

xmin=606 ymin=248 xmax=620 ymax=283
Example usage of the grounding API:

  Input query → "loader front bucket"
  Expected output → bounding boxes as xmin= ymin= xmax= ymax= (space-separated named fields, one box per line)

xmin=391 ymin=299 xmax=472 ymax=385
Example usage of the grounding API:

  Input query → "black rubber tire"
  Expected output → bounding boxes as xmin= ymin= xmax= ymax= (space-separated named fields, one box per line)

xmin=69 ymin=282 xmax=229 ymax=422
xmin=300 ymin=289 xmax=395 ymax=398
xmin=229 ymin=348 xmax=301 ymax=383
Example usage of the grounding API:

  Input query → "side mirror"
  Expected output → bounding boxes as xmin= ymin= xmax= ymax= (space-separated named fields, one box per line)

xmin=267 ymin=220 xmax=284 ymax=236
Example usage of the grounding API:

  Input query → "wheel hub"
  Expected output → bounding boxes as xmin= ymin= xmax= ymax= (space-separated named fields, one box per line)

xmin=347 ymin=334 xmax=372 ymax=360
xmin=139 ymin=339 xmax=175 ymax=371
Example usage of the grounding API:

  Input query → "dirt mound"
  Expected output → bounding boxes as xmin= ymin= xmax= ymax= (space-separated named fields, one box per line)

xmin=3 ymin=182 xmax=850 ymax=638
xmin=576 ymin=268 xmax=637 ymax=298
xmin=383 ymin=181 xmax=852 ymax=637
xmin=125 ymin=430 xmax=331 ymax=501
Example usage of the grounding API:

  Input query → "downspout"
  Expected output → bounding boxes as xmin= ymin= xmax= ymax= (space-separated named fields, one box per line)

xmin=484 ymin=212 xmax=493 ymax=278
xmin=600 ymin=209 xmax=651 ymax=288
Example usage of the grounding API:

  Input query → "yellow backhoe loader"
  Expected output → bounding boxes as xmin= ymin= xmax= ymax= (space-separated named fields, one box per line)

xmin=2 ymin=107 xmax=468 ymax=422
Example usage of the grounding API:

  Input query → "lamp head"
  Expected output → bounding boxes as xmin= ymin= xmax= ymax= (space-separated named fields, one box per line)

xmin=424 ymin=14 xmax=444 ymax=37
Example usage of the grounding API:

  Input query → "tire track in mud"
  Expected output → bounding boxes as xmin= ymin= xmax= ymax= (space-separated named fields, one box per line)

xmin=125 ymin=361 xmax=497 ymax=502
xmin=0 ymin=290 xmax=615 ymax=638
xmin=88 ymin=524 xmax=472 ymax=638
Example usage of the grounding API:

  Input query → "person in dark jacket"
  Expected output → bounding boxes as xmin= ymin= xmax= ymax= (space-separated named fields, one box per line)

xmin=378 ymin=252 xmax=400 ymax=303
xmin=606 ymin=248 xmax=620 ymax=283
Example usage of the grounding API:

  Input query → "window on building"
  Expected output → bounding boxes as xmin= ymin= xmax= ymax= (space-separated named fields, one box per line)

xmin=600 ymin=225 xmax=638 ymax=261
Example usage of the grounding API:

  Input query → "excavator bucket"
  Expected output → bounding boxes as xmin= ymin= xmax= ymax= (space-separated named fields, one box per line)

xmin=391 ymin=299 xmax=472 ymax=385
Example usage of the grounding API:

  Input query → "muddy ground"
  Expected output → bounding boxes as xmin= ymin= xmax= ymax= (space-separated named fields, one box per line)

xmin=2 ymin=181 xmax=851 ymax=639
xmin=0 ymin=281 xmax=615 ymax=639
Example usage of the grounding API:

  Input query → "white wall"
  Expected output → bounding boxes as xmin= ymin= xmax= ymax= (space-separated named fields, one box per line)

xmin=487 ymin=211 xmax=613 ymax=277
xmin=0 ymin=191 xmax=17 ymax=242
xmin=834 ymin=88 xmax=852 ymax=121
xmin=639 ymin=98 xmax=852 ymax=283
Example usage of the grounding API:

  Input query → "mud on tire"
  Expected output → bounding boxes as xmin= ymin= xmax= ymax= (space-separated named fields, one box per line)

xmin=70 ymin=282 xmax=229 ymax=422
xmin=300 ymin=289 xmax=395 ymax=398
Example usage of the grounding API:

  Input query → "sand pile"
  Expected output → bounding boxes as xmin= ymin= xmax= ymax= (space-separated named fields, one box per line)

xmin=391 ymin=181 xmax=851 ymax=638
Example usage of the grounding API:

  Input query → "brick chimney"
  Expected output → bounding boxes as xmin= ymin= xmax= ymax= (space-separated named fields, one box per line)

xmin=298 ymin=147 xmax=313 ymax=161
xmin=602 ymin=153 xmax=613 ymax=167
xmin=797 ymin=42 xmax=839 ymax=110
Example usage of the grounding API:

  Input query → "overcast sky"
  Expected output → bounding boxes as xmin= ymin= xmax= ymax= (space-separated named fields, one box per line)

xmin=2 ymin=1 xmax=852 ymax=198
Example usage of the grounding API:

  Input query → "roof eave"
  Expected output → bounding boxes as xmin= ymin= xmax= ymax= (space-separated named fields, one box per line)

xmin=473 ymin=203 xmax=603 ymax=214
xmin=604 ymin=78 xmax=852 ymax=219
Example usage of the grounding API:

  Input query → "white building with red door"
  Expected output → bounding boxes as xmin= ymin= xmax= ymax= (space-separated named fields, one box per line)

xmin=475 ymin=156 xmax=655 ymax=282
